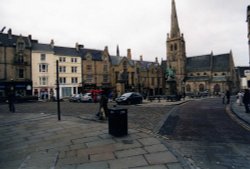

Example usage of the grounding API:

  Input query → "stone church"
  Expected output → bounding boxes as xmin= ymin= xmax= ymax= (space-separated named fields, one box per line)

xmin=165 ymin=0 xmax=239 ymax=95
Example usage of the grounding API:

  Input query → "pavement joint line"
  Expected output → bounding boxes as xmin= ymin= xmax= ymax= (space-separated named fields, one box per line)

xmin=0 ymin=114 xmax=55 ymax=127
xmin=226 ymin=105 xmax=250 ymax=131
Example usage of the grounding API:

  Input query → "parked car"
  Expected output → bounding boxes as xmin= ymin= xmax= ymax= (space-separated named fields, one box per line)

xmin=115 ymin=92 xmax=143 ymax=105
xmin=69 ymin=94 xmax=82 ymax=102
xmin=81 ymin=93 xmax=93 ymax=102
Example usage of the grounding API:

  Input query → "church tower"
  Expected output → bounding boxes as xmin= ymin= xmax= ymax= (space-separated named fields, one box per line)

xmin=166 ymin=0 xmax=186 ymax=93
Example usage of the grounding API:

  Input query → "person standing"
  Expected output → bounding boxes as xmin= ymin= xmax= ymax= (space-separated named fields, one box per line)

xmin=7 ymin=90 xmax=15 ymax=112
xmin=243 ymin=89 xmax=250 ymax=113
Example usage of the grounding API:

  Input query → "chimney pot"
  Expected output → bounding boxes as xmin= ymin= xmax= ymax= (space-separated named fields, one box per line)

xmin=127 ymin=48 xmax=132 ymax=60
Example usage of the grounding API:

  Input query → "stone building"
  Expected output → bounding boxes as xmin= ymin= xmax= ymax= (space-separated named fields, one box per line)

xmin=247 ymin=5 xmax=250 ymax=65
xmin=0 ymin=29 xmax=37 ymax=97
xmin=165 ymin=0 xmax=239 ymax=95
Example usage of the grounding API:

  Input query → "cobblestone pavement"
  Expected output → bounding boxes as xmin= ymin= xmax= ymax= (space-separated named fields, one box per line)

xmin=159 ymin=98 xmax=250 ymax=169
xmin=0 ymin=100 xmax=190 ymax=169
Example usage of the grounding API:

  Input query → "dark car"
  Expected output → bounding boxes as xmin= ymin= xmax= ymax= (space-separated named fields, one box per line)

xmin=115 ymin=92 xmax=143 ymax=105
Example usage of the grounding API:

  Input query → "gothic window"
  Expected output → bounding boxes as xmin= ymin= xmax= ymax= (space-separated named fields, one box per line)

xmin=199 ymin=84 xmax=205 ymax=92
xmin=174 ymin=43 xmax=178 ymax=50
xmin=86 ymin=65 xmax=92 ymax=73
xmin=170 ymin=44 xmax=173 ymax=51
xmin=123 ymin=61 xmax=127 ymax=71
xmin=17 ymin=42 xmax=25 ymax=51
xmin=18 ymin=53 xmax=24 ymax=63
xmin=214 ymin=84 xmax=220 ymax=93
xmin=103 ymin=65 xmax=108 ymax=72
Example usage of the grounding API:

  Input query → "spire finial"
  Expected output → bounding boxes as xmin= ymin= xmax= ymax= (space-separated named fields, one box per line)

xmin=170 ymin=0 xmax=180 ymax=38
xmin=116 ymin=45 xmax=120 ymax=56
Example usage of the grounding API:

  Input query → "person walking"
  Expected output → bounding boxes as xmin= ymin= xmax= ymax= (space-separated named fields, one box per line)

xmin=243 ymin=89 xmax=250 ymax=113
xmin=226 ymin=90 xmax=231 ymax=104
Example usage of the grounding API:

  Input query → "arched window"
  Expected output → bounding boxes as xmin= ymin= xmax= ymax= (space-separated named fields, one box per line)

xmin=186 ymin=84 xmax=191 ymax=92
xmin=199 ymin=84 xmax=205 ymax=92
xmin=214 ymin=84 xmax=220 ymax=93
xmin=174 ymin=43 xmax=178 ymax=50
xmin=170 ymin=44 xmax=173 ymax=51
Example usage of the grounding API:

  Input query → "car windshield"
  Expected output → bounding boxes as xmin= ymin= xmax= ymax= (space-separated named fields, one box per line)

xmin=121 ymin=93 xmax=132 ymax=97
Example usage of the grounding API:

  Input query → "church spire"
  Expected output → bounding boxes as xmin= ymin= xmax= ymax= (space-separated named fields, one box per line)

xmin=116 ymin=44 xmax=120 ymax=56
xmin=170 ymin=0 xmax=180 ymax=38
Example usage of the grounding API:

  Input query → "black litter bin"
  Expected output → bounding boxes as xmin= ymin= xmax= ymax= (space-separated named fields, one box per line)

xmin=108 ymin=107 xmax=128 ymax=137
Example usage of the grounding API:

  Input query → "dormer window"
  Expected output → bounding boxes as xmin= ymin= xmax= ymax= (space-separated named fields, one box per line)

xmin=17 ymin=42 xmax=25 ymax=51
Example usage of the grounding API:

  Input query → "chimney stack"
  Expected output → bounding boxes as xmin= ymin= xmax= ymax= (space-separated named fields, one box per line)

xmin=50 ymin=39 xmax=54 ymax=48
xmin=155 ymin=57 xmax=158 ymax=63
xmin=127 ymin=48 xmax=132 ymax=60
xmin=140 ymin=55 xmax=143 ymax=61
xmin=104 ymin=46 xmax=109 ymax=55
xmin=8 ymin=28 xmax=12 ymax=39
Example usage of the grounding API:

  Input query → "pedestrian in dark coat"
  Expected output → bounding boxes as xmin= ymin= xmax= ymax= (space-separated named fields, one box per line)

xmin=7 ymin=91 xmax=15 ymax=112
xmin=226 ymin=90 xmax=231 ymax=104
xmin=243 ymin=89 xmax=250 ymax=113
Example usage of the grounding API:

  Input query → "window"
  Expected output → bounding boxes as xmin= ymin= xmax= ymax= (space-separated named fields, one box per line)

xmin=18 ymin=68 xmax=24 ymax=78
xmin=203 ymin=72 xmax=207 ymax=75
xmin=186 ymin=84 xmax=191 ymax=92
xmin=39 ymin=77 xmax=48 ymax=85
xmin=197 ymin=73 xmax=200 ymax=76
xmin=40 ymin=54 xmax=46 ymax=61
xmin=86 ymin=65 xmax=92 ymax=72
xmin=17 ymin=42 xmax=25 ymax=51
xmin=71 ymin=58 xmax=77 ymax=63
xmin=151 ymin=77 xmax=155 ymax=86
xmin=16 ymin=53 xmax=24 ymax=63
xmin=103 ymin=65 xmax=108 ymax=72
xmin=71 ymin=66 xmax=77 ymax=73
xmin=199 ymin=84 xmax=205 ymax=92
xmin=59 ymin=66 xmax=66 ymax=73
xmin=59 ymin=77 xmax=66 ymax=84
xmin=59 ymin=57 xmax=66 ymax=62
xmin=86 ymin=75 xmax=92 ymax=83
xmin=71 ymin=77 xmax=78 ymax=84
xmin=103 ymin=75 xmax=108 ymax=83
xmin=39 ymin=64 xmax=48 ymax=72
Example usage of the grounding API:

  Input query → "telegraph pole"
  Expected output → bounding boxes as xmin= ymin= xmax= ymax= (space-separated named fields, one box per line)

xmin=56 ymin=60 xmax=61 ymax=121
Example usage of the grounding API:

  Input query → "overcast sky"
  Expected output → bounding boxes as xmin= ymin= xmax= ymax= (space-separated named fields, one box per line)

xmin=1 ymin=0 xmax=249 ymax=66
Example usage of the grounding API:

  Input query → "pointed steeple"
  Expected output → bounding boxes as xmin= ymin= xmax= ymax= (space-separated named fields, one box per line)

xmin=170 ymin=0 xmax=180 ymax=38
xmin=116 ymin=45 xmax=120 ymax=56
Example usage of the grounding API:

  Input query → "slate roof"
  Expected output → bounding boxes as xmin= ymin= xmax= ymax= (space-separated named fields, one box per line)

xmin=81 ymin=49 xmax=103 ymax=61
xmin=54 ymin=46 xmax=80 ymax=56
xmin=212 ymin=54 xmax=230 ymax=72
xmin=186 ymin=54 xmax=211 ymax=72
xmin=32 ymin=42 xmax=104 ymax=60
xmin=186 ymin=53 xmax=230 ymax=72
xmin=110 ymin=55 xmax=135 ymax=66
xmin=32 ymin=43 xmax=53 ymax=52
xmin=0 ymin=32 xmax=37 ymax=48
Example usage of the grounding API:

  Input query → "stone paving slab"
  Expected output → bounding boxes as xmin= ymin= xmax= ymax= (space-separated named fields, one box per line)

xmin=0 ymin=111 xmax=187 ymax=169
